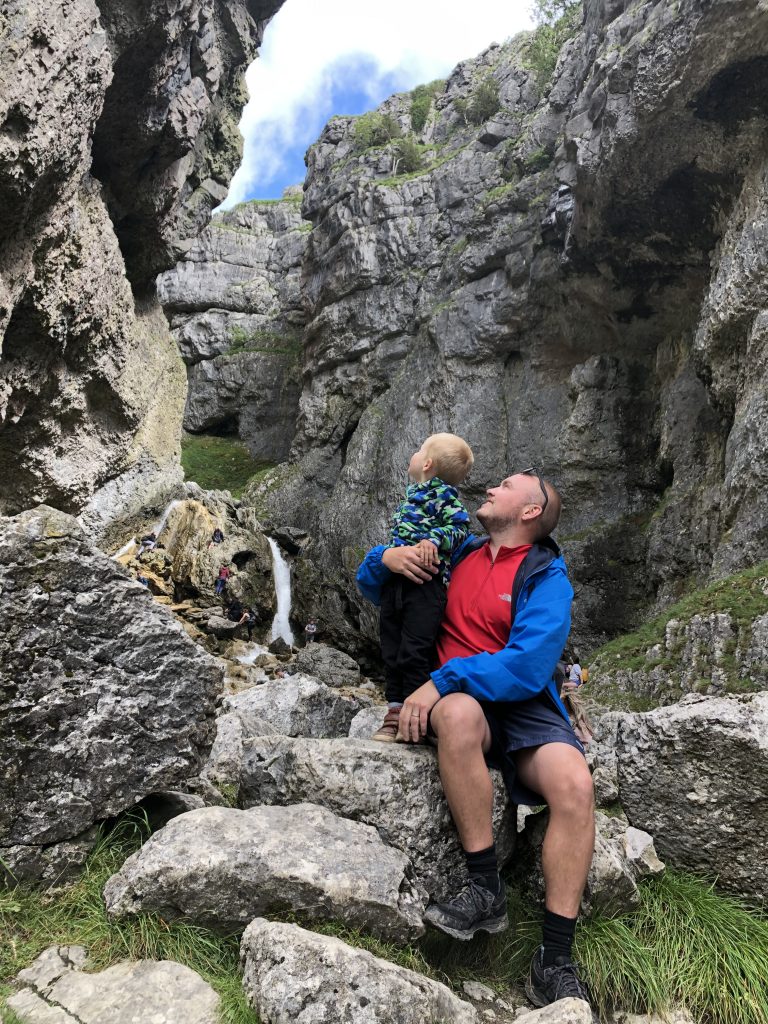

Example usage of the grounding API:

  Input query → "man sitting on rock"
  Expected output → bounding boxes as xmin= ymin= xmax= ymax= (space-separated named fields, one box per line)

xmin=357 ymin=470 xmax=595 ymax=1010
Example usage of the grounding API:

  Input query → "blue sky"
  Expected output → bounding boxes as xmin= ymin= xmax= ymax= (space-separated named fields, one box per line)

xmin=222 ymin=0 xmax=535 ymax=206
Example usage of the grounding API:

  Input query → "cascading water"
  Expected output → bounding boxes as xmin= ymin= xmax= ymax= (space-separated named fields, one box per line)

xmin=111 ymin=499 xmax=182 ymax=559
xmin=267 ymin=536 xmax=294 ymax=645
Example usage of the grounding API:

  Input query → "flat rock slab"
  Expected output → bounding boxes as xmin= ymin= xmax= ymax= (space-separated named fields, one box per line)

xmin=615 ymin=692 xmax=768 ymax=899
xmin=240 ymin=918 xmax=478 ymax=1024
xmin=222 ymin=673 xmax=361 ymax=739
xmin=518 ymin=1000 xmax=594 ymax=1023
xmin=104 ymin=803 xmax=426 ymax=942
xmin=7 ymin=945 xmax=219 ymax=1024
xmin=239 ymin=735 xmax=514 ymax=902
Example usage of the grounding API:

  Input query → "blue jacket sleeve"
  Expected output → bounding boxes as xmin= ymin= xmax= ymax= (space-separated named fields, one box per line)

xmin=431 ymin=565 xmax=573 ymax=702
xmin=355 ymin=545 xmax=391 ymax=606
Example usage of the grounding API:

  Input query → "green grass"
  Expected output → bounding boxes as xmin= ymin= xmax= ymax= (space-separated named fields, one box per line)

xmin=226 ymin=327 xmax=302 ymax=358
xmin=590 ymin=560 xmax=768 ymax=698
xmin=180 ymin=434 xmax=274 ymax=499
xmin=3 ymin=820 xmax=767 ymax=1024
xmin=0 ymin=818 xmax=255 ymax=1024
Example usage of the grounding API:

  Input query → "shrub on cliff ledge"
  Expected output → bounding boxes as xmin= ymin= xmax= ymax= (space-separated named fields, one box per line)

xmin=527 ymin=0 xmax=582 ymax=88
xmin=353 ymin=111 xmax=402 ymax=151
xmin=456 ymin=74 xmax=501 ymax=126
xmin=409 ymin=80 xmax=444 ymax=133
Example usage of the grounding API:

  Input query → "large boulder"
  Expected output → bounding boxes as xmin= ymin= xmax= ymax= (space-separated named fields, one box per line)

xmin=238 ymin=735 xmax=515 ymax=901
xmin=0 ymin=507 xmax=223 ymax=882
xmin=222 ymin=674 xmax=361 ymax=738
xmin=294 ymin=642 xmax=361 ymax=687
xmin=240 ymin=919 xmax=479 ymax=1024
xmin=518 ymin=810 xmax=665 ymax=917
xmin=7 ymin=945 xmax=219 ymax=1024
xmin=615 ymin=692 xmax=768 ymax=900
xmin=104 ymin=803 xmax=426 ymax=942
xmin=159 ymin=491 xmax=275 ymax=617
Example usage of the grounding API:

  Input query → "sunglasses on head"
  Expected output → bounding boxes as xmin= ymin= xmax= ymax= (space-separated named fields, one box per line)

xmin=520 ymin=467 xmax=549 ymax=512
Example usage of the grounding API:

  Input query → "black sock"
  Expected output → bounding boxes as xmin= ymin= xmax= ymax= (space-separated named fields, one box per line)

xmin=464 ymin=844 xmax=500 ymax=894
xmin=541 ymin=909 xmax=577 ymax=966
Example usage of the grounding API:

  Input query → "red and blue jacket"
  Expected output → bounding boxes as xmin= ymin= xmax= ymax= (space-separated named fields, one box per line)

xmin=356 ymin=534 xmax=573 ymax=723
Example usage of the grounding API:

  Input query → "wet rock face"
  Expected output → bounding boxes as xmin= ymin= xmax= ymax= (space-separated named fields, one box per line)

xmin=0 ymin=506 xmax=223 ymax=882
xmin=158 ymin=198 xmax=307 ymax=462
xmin=245 ymin=0 xmax=768 ymax=653
xmin=0 ymin=0 xmax=283 ymax=537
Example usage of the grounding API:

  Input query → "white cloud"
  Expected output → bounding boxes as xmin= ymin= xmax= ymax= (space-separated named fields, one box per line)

xmin=222 ymin=0 xmax=535 ymax=206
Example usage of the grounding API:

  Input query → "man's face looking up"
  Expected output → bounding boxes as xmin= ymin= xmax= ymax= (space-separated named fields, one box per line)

xmin=476 ymin=474 xmax=544 ymax=532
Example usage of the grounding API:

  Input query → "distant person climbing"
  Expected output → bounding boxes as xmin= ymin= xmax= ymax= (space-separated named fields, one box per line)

xmin=208 ymin=527 xmax=225 ymax=549
xmin=136 ymin=532 xmax=156 ymax=559
xmin=366 ymin=433 xmax=474 ymax=743
xmin=242 ymin=607 xmax=257 ymax=641
xmin=567 ymin=658 xmax=583 ymax=687
xmin=304 ymin=619 xmax=317 ymax=644
xmin=215 ymin=564 xmax=231 ymax=597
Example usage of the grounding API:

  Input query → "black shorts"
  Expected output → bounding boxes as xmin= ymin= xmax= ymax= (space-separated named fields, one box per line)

xmin=430 ymin=693 xmax=584 ymax=807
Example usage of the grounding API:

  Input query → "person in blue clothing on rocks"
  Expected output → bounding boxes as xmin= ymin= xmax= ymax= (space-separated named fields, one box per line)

xmin=356 ymin=469 xmax=595 ymax=1012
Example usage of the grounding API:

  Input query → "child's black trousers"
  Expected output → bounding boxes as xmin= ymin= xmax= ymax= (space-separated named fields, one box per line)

xmin=379 ymin=574 xmax=447 ymax=704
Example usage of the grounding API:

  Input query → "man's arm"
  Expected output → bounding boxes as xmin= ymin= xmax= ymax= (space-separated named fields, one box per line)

xmin=431 ymin=567 xmax=573 ymax=703
xmin=355 ymin=544 xmax=437 ymax=605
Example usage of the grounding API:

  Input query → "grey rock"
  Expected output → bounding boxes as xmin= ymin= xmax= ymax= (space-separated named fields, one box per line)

xmin=240 ymin=918 xmax=478 ymax=1024
xmin=204 ymin=615 xmax=241 ymax=639
xmin=8 ymin=945 xmax=219 ymax=1024
xmin=239 ymin=735 xmax=515 ymax=901
xmin=516 ymin=1003 xmax=593 ymax=1024
xmin=223 ymin=674 xmax=360 ymax=739
xmin=0 ymin=0 xmax=284 ymax=536
xmin=0 ymin=507 xmax=222 ymax=880
xmin=348 ymin=704 xmax=389 ymax=738
xmin=615 ymin=692 xmax=768 ymax=900
xmin=104 ymin=803 xmax=426 ymax=942
xmin=519 ymin=810 xmax=664 ymax=917
xmin=201 ymin=712 xmax=246 ymax=790
xmin=294 ymin=643 xmax=361 ymax=687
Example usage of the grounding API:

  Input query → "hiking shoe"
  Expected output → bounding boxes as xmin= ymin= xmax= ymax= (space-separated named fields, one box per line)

xmin=526 ymin=946 xmax=593 ymax=1010
xmin=371 ymin=708 xmax=401 ymax=743
xmin=423 ymin=878 xmax=508 ymax=940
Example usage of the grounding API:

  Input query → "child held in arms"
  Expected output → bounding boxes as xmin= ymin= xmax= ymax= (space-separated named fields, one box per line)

xmin=370 ymin=433 xmax=474 ymax=742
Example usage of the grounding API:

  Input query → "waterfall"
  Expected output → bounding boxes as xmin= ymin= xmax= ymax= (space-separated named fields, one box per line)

xmin=267 ymin=537 xmax=294 ymax=645
xmin=111 ymin=498 xmax=182 ymax=559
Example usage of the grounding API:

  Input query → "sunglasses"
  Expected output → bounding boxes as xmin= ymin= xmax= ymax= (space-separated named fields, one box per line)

xmin=520 ymin=467 xmax=549 ymax=512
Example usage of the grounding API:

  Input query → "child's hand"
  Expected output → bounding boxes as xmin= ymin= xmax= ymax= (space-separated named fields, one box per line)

xmin=413 ymin=539 xmax=439 ymax=567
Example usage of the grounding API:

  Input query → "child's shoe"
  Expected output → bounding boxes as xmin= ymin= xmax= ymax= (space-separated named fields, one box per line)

xmin=371 ymin=708 xmax=401 ymax=742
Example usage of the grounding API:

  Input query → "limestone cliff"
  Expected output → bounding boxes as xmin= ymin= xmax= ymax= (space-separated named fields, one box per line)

xmin=157 ymin=191 xmax=307 ymax=463
xmin=233 ymin=0 xmax=768 ymax=652
xmin=0 ymin=0 xmax=283 ymax=541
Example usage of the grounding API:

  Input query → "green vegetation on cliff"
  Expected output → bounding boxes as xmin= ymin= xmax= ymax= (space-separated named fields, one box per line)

xmin=526 ymin=0 xmax=583 ymax=87
xmin=589 ymin=560 xmax=768 ymax=704
xmin=181 ymin=434 xmax=273 ymax=499
xmin=3 ymin=821 xmax=766 ymax=1024
xmin=409 ymin=80 xmax=444 ymax=133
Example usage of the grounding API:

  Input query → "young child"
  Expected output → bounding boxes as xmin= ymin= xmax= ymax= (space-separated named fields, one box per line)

xmin=371 ymin=433 xmax=474 ymax=742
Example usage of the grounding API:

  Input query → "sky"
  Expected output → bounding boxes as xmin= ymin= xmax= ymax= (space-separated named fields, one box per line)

xmin=221 ymin=0 xmax=535 ymax=207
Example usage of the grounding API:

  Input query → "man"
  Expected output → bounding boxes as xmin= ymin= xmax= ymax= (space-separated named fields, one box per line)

xmin=357 ymin=470 xmax=595 ymax=1009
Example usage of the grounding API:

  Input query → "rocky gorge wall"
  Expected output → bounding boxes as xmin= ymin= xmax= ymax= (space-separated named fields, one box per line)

xmin=0 ymin=0 xmax=283 ymax=543
xmin=157 ymin=191 xmax=307 ymax=463
xmin=187 ymin=0 xmax=768 ymax=655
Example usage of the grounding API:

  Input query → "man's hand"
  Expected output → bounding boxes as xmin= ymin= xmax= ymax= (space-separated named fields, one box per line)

xmin=413 ymin=539 xmax=440 ymax=567
xmin=398 ymin=680 xmax=441 ymax=742
xmin=382 ymin=546 xmax=439 ymax=584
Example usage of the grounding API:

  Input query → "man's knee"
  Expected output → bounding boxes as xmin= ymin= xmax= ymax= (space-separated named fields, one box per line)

xmin=431 ymin=693 xmax=486 ymax=744
xmin=549 ymin=763 xmax=595 ymax=817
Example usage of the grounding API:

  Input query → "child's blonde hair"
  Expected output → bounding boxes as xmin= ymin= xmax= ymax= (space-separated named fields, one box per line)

xmin=424 ymin=433 xmax=474 ymax=486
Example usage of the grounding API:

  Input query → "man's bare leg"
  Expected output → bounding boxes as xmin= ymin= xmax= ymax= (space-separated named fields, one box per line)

xmin=430 ymin=693 xmax=494 ymax=851
xmin=423 ymin=694 xmax=508 ymax=940
xmin=515 ymin=742 xmax=595 ymax=916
